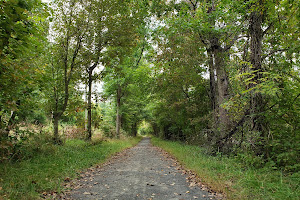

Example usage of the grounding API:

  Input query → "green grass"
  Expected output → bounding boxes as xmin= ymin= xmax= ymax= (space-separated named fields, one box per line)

xmin=151 ymin=137 xmax=300 ymax=200
xmin=0 ymin=137 xmax=141 ymax=199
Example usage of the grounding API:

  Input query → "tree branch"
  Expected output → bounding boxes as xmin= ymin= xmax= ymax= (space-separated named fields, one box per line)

xmin=216 ymin=108 xmax=250 ymax=146
xmin=224 ymin=35 xmax=248 ymax=52
xmin=262 ymin=48 xmax=289 ymax=60
xmin=135 ymin=43 xmax=145 ymax=68
xmin=263 ymin=22 xmax=273 ymax=36
xmin=182 ymin=86 xmax=190 ymax=99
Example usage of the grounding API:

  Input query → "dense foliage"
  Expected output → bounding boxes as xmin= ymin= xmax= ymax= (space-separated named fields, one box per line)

xmin=0 ymin=0 xmax=299 ymax=176
xmin=146 ymin=0 xmax=300 ymax=172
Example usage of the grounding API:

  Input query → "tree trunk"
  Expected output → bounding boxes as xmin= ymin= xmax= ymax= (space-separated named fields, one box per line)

xmin=131 ymin=121 xmax=137 ymax=137
xmin=249 ymin=7 xmax=265 ymax=155
xmin=206 ymin=0 xmax=230 ymax=136
xmin=208 ymin=36 xmax=230 ymax=136
xmin=87 ymin=69 xmax=93 ymax=140
xmin=53 ymin=114 xmax=60 ymax=143
xmin=151 ymin=122 xmax=159 ymax=136
xmin=85 ymin=84 xmax=88 ymax=130
xmin=214 ymin=47 xmax=230 ymax=133
xmin=116 ymin=85 xmax=121 ymax=138
xmin=208 ymin=51 xmax=217 ymax=112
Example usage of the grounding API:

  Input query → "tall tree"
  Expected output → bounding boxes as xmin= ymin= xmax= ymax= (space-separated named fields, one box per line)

xmin=78 ymin=0 xmax=148 ymax=139
xmin=49 ymin=0 xmax=90 ymax=143
xmin=0 ymin=0 xmax=48 ymax=135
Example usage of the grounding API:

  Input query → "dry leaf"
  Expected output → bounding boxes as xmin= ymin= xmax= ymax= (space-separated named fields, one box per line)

xmin=64 ymin=177 xmax=71 ymax=182
xmin=189 ymin=182 xmax=197 ymax=187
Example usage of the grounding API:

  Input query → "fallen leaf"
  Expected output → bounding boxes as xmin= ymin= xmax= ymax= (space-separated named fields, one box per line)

xmin=83 ymin=192 xmax=91 ymax=195
xmin=186 ymin=191 xmax=190 ymax=193
xmin=64 ymin=177 xmax=71 ymax=182
xmin=189 ymin=182 xmax=197 ymax=187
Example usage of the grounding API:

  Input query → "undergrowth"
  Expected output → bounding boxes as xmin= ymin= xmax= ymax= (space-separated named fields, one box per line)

xmin=151 ymin=137 xmax=299 ymax=200
xmin=0 ymin=135 xmax=141 ymax=199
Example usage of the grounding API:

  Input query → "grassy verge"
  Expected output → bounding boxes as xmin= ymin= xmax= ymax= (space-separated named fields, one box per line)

xmin=0 ymin=136 xmax=141 ymax=199
xmin=151 ymin=137 xmax=299 ymax=200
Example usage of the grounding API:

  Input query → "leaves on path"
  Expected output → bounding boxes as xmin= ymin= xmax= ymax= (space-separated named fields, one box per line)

xmin=48 ymin=140 xmax=223 ymax=199
xmin=83 ymin=192 xmax=91 ymax=195
xmin=154 ymin=146 xmax=224 ymax=199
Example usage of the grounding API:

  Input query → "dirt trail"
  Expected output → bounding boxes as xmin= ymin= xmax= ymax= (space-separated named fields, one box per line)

xmin=66 ymin=138 xmax=220 ymax=200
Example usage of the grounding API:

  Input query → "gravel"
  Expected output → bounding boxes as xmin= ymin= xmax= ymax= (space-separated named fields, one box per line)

xmin=66 ymin=138 xmax=219 ymax=200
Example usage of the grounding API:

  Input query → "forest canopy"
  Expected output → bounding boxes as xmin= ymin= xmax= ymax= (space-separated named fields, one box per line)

xmin=0 ymin=0 xmax=299 ymax=173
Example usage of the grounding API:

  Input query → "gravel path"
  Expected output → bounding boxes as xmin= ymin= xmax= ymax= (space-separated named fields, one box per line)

xmin=66 ymin=138 xmax=219 ymax=200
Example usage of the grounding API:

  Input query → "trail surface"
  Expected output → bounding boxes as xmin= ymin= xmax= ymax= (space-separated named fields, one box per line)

xmin=66 ymin=138 xmax=219 ymax=200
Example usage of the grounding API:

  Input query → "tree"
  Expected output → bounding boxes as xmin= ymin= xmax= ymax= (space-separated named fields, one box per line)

xmin=102 ymin=34 xmax=151 ymax=137
xmin=0 ymin=0 xmax=48 ymax=134
xmin=151 ymin=0 xmax=244 ymax=143
xmin=100 ymin=3 xmax=149 ymax=138
xmin=81 ymin=0 xmax=146 ymax=140
xmin=48 ymin=0 xmax=90 ymax=143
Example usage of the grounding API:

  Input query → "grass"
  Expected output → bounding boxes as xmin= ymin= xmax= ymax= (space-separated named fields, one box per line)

xmin=151 ymin=137 xmax=300 ymax=200
xmin=0 ymin=136 xmax=141 ymax=199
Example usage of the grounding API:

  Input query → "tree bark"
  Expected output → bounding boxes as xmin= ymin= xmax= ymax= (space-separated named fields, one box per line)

xmin=151 ymin=122 xmax=159 ymax=136
xmin=214 ymin=47 xmax=230 ymax=132
xmin=87 ymin=69 xmax=93 ymax=140
xmin=116 ymin=85 xmax=121 ymax=138
xmin=207 ymin=37 xmax=230 ymax=135
xmin=131 ymin=121 xmax=138 ymax=137
xmin=53 ymin=114 xmax=60 ymax=143
xmin=85 ymin=84 xmax=88 ymax=130
xmin=208 ymin=51 xmax=217 ymax=112
xmin=249 ymin=6 xmax=266 ymax=155
xmin=206 ymin=0 xmax=230 ymax=135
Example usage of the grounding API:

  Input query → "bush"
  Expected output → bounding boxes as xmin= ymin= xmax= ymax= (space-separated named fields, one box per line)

xmin=100 ymin=122 xmax=116 ymax=138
